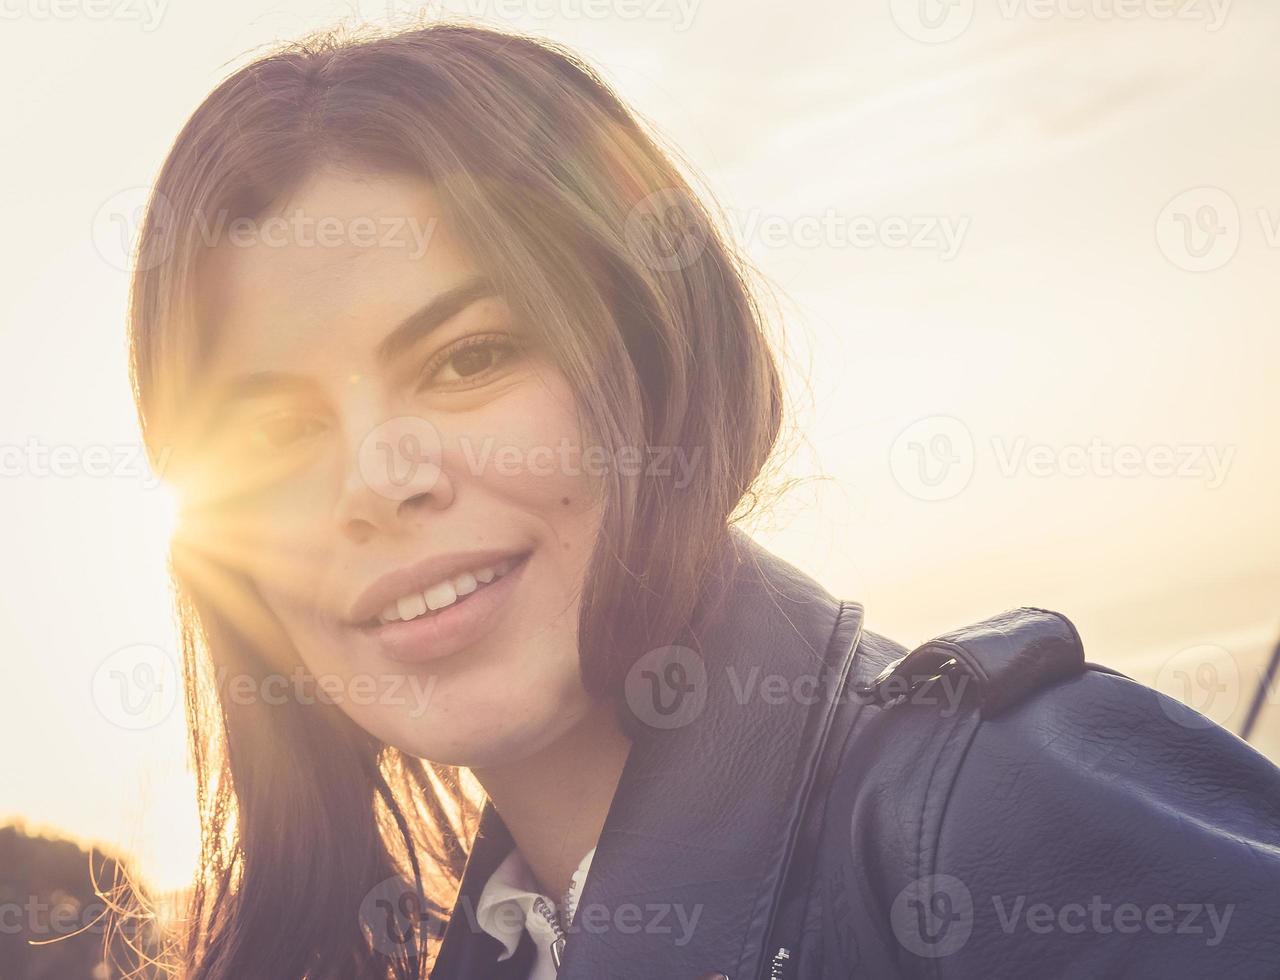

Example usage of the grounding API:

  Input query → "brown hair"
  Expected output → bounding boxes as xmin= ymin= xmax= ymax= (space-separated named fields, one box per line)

xmin=127 ymin=20 xmax=783 ymax=979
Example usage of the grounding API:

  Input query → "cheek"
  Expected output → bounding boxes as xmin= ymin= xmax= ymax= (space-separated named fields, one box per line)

xmin=195 ymin=460 xmax=337 ymax=616
xmin=443 ymin=370 xmax=604 ymax=539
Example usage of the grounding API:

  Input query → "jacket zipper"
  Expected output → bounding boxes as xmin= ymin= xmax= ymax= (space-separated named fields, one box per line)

xmin=531 ymin=869 xmax=582 ymax=972
xmin=531 ymin=896 xmax=567 ymax=969
xmin=769 ymin=944 xmax=793 ymax=979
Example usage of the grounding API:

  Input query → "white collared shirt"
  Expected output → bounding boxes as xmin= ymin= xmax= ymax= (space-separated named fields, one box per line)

xmin=474 ymin=846 xmax=596 ymax=980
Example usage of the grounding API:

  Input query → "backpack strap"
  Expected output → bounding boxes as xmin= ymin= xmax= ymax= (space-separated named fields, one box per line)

xmin=759 ymin=607 xmax=1087 ymax=979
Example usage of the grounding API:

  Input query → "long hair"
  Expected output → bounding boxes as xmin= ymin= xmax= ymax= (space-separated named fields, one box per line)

xmin=126 ymin=20 xmax=784 ymax=979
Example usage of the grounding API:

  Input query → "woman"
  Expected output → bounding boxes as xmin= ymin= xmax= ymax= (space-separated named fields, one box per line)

xmin=126 ymin=22 xmax=1280 ymax=980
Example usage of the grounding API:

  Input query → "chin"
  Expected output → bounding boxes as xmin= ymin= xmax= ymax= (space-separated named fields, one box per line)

xmin=386 ymin=685 xmax=595 ymax=770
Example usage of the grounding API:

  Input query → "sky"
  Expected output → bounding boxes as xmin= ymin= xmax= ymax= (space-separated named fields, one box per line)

xmin=1 ymin=0 xmax=1278 ymax=893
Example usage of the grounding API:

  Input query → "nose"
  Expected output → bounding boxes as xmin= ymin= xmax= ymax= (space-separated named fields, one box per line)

xmin=332 ymin=415 xmax=457 ymax=543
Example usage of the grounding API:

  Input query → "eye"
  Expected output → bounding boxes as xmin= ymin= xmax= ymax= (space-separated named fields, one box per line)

xmin=242 ymin=412 xmax=327 ymax=455
xmin=418 ymin=333 xmax=524 ymax=389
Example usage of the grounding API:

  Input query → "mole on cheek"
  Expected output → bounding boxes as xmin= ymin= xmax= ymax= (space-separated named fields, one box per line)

xmin=560 ymin=497 xmax=571 ymax=506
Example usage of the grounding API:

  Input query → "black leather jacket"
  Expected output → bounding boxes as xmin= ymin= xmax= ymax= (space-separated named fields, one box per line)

xmin=430 ymin=530 xmax=1280 ymax=979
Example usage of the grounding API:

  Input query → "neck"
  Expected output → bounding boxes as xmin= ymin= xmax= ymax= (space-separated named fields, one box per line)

xmin=469 ymin=701 xmax=631 ymax=901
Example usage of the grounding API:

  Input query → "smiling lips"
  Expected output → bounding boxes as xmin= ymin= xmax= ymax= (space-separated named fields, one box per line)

xmin=346 ymin=547 xmax=531 ymax=626
xmin=346 ymin=548 xmax=532 ymax=663
xmin=350 ymin=552 xmax=529 ymax=665
xmin=376 ymin=555 xmax=521 ymax=625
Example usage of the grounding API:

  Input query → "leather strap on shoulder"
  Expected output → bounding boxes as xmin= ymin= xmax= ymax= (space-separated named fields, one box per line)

xmin=854 ymin=607 xmax=1086 ymax=719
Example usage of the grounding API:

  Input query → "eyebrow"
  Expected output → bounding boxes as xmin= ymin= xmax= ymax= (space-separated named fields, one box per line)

xmin=208 ymin=371 xmax=313 ymax=411
xmin=207 ymin=275 xmax=499 ymax=411
xmin=374 ymin=275 xmax=497 ymax=367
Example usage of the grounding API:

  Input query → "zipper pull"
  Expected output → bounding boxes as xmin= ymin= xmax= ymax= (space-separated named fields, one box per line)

xmin=551 ymin=935 xmax=565 ymax=969
xmin=532 ymin=895 xmax=568 ymax=973
xmin=769 ymin=945 xmax=792 ymax=979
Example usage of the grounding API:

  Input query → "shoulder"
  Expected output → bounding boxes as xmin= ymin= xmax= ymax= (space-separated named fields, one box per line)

xmin=821 ymin=619 xmax=1280 ymax=978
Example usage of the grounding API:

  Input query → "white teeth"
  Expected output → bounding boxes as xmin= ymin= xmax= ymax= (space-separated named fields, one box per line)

xmin=424 ymin=580 xmax=458 ymax=611
xmin=397 ymin=593 xmax=427 ymax=621
xmin=374 ymin=555 xmax=524 ymax=625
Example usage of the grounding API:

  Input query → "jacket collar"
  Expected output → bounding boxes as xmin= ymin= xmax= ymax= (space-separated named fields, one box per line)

xmin=431 ymin=529 xmax=865 ymax=980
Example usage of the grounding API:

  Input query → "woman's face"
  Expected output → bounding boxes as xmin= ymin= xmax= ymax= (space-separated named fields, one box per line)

xmin=196 ymin=169 xmax=604 ymax=767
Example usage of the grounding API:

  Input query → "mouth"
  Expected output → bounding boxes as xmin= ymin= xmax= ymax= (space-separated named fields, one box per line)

xmin=347 ymin=550 xmax=532 ymax=664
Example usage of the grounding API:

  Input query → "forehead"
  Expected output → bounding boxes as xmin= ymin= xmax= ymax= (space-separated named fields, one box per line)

xmin=201 ymin=169 xmax=480 ymax=375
